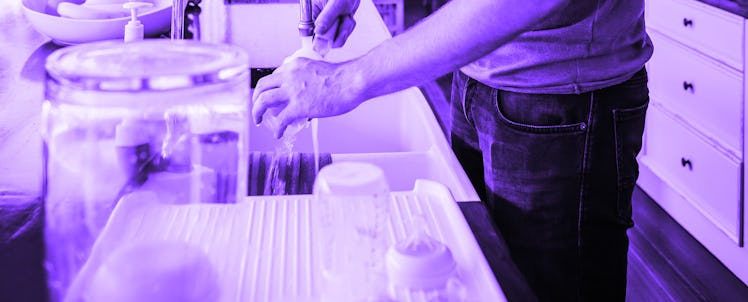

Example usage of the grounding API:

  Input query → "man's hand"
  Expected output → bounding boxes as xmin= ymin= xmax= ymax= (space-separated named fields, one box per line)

xmin=253 ymin=0 xmax=572 ymax=139
xmin=251 ymin=58 xmax=363 ymax=139
xmin=312 ymin=0 xmax=360 ymax=51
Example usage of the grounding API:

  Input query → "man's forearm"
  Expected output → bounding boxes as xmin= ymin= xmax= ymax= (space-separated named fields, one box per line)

xmin=341 ymin=0 xmax=571 ymax=101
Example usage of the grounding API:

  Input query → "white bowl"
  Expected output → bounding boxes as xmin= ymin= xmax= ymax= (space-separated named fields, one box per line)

xmin=21 ymin=0 xmax=171 ymax=45
xmin=85 ymin=241 xmax=221 ymax=302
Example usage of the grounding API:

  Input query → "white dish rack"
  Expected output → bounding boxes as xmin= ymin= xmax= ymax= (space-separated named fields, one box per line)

xmin=68 ymin=180 xmax=505 ymax=301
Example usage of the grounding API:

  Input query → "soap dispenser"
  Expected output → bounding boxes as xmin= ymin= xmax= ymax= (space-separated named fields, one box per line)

xmin=123 ymin=1 xmax=153 ymax=42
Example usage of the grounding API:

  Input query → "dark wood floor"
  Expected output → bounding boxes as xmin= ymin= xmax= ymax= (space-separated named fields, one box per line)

xmin=626 ymin=188 xmax=748 ymax=301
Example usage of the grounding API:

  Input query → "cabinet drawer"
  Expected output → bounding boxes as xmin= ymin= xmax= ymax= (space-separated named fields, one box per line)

xmin=643 ymin=104 xmax=742 ymax=244
xmin=647 ymin=31 xmax=743 ymax=155
xmin=646 ymin=0 xmax=744 ymax=70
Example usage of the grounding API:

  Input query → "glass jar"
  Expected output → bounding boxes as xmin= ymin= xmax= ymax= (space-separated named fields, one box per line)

xmin=42 ymin=40 xmax=249 ymax=301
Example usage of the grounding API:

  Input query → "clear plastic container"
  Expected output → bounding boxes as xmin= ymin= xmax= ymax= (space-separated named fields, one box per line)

xmin=313 ymin=162 xmax=392 ymax=301
xmin=42 ymin=40 xmax=249 ymax=302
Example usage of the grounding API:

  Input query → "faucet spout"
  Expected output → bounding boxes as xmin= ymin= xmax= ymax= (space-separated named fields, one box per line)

xmin=299 ymin=0 xmax=314 ymax=37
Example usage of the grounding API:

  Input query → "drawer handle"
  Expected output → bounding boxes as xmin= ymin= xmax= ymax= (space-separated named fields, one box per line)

xmin=683 ymin=18 xmax=694 ymax=27
xmin=681 ymin=158 xmax=693 ymax=171
xmin=682 ymin=81 xmax=694 ymax=93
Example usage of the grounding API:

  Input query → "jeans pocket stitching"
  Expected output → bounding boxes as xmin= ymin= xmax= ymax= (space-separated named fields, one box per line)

xmin=613 ymin=114 xmax=633 ymax=226
xmin=614 ymin=102 xmax=648 ymax=122
xmin=493 ymin=90 xmax=588 ymax=134
xmin=613 ymin=104 xmax=648 ymax=227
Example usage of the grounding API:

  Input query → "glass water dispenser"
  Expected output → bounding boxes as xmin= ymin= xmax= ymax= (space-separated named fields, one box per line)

xmin=42 ymin=40 xmax=249 ymax=301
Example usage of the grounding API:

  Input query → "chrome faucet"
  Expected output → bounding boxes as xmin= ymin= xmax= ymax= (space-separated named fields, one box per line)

xmin=299 ymin=0 xmax=314 ymax=37
xmin=174 ymin=0 xmax=315 ymax=40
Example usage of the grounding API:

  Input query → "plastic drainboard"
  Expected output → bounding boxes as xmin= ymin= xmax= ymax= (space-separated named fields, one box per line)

xmin=67 ymin=180 xmax=505 ymax=302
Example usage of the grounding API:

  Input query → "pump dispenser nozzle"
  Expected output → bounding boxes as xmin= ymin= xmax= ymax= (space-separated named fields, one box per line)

xmin=123 ymin=2 xmax=153 ymax=42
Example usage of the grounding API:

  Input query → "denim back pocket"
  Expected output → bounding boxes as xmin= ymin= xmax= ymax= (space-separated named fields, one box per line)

xmin=486 ymin=89 xmax=590 ymax=223
xmin=494 ymin=90 xmax=590 ymax=134
xmin=612 ymin=101 xmax=648 ymax=227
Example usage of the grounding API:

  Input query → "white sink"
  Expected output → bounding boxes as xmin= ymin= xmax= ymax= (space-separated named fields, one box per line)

xmin=228 ymin=2 xmax=478 ymax=201
xmin=249 ymin=89 xmax=435 ymax=154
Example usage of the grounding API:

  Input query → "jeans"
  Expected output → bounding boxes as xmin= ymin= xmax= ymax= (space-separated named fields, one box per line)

xmin=450 ymin=68 xmax=649 ymax=302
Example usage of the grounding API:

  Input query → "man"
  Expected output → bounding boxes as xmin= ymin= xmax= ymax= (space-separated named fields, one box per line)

xmin=252 ymin=0 xmax=652 ymax=301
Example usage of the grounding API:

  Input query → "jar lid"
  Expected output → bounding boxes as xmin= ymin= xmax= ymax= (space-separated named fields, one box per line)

xmin=45 ymin=40 xmax=249 ymax=92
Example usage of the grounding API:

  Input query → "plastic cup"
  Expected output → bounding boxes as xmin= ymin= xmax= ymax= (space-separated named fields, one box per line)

xmin=312 ymin=162 xmax=391 ymax=301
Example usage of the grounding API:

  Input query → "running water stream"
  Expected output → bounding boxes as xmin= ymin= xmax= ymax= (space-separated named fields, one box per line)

xmin=312 ymin=118 xmax=320 ymax=175
xmin=261 ymin=36 xmax=324 ymax=195
xmin=260 ymin=118 xmax=321 ymax=195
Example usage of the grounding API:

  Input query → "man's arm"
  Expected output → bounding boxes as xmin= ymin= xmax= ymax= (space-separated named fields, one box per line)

xmin=252 ymin=0 xmax=571 ymax=138
xmin=346 ymin=0 xmax=571 ymax=100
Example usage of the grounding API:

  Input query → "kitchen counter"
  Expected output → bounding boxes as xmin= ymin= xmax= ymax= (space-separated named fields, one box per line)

xmin=0 ymin=1 xmax=534 ymax=301
xmin=697 ymin=0 xmax=748 ymax=17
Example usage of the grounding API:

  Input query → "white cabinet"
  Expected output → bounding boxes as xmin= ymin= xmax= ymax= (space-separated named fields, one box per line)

xmin=639 ymin=0 xmax=748 ymax=286
xmin=644 ymin=104 xmax=742 ymax=243
xmin=647 ymin=31 xmax=743 ymax=153
xmin=647 ymin=0 xmax=743 ymax=69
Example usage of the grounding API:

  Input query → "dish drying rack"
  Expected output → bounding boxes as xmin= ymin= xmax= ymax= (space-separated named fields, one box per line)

xmin=69 ymin=180 xmax=505 ymax=301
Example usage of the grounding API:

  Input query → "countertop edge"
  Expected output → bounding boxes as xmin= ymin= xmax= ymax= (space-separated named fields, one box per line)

xmin=697 ymin=0 xmax=748 ymax=18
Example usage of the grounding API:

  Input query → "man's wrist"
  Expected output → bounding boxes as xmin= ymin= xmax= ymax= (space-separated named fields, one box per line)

xmin=336 ymin=57 xmax=370 ymax=107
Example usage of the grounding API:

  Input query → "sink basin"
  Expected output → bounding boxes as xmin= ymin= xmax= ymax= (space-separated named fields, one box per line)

xmin=249 ymin=89 xmax=435 ymax=154
xmin=229 ymin=2 xmax=478 ymax=201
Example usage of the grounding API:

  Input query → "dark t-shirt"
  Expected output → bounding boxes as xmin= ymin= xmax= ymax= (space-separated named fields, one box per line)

xmin=461 ymin=0 xmax=653 ymax=94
